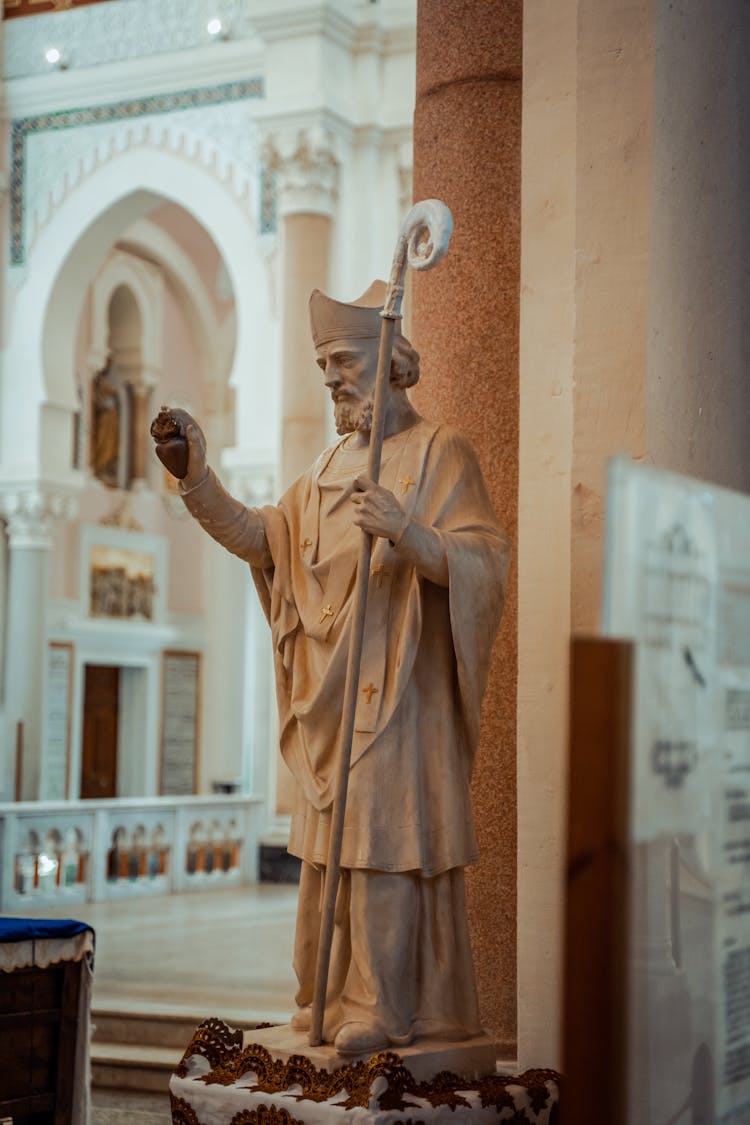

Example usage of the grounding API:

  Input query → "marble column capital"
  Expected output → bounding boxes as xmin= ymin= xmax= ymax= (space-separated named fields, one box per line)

xmin=221 ymin=455 xmax=276 ymax=508
xmin=0 ymin=484 xmax=78 ymax=549
xmin=261 ymin=125 xmax=340 ymax=219
xmin=137 ymin=366 xmax=161 ymax=391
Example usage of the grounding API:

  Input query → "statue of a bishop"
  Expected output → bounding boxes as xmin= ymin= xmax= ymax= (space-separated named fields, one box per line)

xmin=152 ymin=280 xmax=510 ymax=1056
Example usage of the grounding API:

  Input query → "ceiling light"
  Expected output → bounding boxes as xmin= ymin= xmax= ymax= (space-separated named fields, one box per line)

xmin=45 ymin=46 xmax=63 ymax=66
xmin=207 ymin=18 xmax=224 ymax=37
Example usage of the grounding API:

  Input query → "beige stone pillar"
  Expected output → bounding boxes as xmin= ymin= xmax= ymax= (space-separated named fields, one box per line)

xmin=263 ymin=126 xmax=340 ymax=815
xmin=128 ymin=380 xmax=154 ymax=488
xmin=516 ymin=0 xmax=577 ymax=1073
xmin=570 ymin=0 xmax=654 ymax=633
xmin=263 ymin=127 xmax=340 ymax=492
xmin=0 ymin=486 xmax=76 ymax=801
xmin=412 ymin=0 xmax=522 ymax=1057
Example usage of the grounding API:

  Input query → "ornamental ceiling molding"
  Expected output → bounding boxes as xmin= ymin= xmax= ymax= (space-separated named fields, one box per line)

xmin=9 ymin=79 xmax=263 ymax=267
xmin=251 ymin=3 xmax=416 ymax=57
xmin=252 ymin=4 xmax=357 ymax=53
xmin=2 ymin=0 xmax=257 ymax=79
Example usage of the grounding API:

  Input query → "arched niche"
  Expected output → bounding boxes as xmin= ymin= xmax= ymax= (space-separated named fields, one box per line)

xmin=87 ymin=251 xmax=165 ymax=490
xmin=0 ymin=145 xmax=270 ymax=481
xmin=91 ymin=251 xmax=163 ymax=379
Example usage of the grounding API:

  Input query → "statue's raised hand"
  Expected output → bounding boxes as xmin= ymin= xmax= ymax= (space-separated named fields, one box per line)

xmin=150 ymin=406 xmax=207 ymax=489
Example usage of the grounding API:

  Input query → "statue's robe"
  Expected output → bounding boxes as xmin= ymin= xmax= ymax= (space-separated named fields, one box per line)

xmin=181 ymin=417 xmax=510 ymax=1042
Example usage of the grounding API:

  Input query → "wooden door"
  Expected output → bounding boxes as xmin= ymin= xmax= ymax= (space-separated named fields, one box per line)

xmin=80 ymin=665 xmax=119 ymax=799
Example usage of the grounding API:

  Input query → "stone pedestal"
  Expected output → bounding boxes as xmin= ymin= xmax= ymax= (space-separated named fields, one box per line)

xmin=169 ymin=1018 xmax=560 ymax=1125
xmin=247 ymin=1024 xmax=496 ymax=1083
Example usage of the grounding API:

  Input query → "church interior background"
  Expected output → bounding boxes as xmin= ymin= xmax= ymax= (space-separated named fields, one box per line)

xmin=0 ymin=0 xmax=419 ymax=1094
xmin=1 ymin=0 xmax=750 ymax=1098
xmin=0 ymin=5 xmax=415 ymax=881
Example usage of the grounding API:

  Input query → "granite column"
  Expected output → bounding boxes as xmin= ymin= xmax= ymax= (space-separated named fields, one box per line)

xmin=411 ymin=0 xmax=522 ymax=1056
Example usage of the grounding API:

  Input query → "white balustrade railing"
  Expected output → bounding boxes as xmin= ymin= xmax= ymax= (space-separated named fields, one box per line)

xmin=0 ymin=795 xmax=265 ymax=913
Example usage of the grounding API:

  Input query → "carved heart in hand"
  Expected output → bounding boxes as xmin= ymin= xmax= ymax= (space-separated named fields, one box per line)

xmin=151 ymin=408 xmax=189 ymax=479
xmin=154 ymin=437 xmax=189 ymax=479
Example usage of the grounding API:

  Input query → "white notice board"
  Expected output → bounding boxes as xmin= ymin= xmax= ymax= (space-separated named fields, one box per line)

xmin=159 ymin=650 xmax=201 ymax=796
xmin=42 ymin=642 xmax=73 ymax=801
xmin=603 ymin=457 xmax=750 ymax=1125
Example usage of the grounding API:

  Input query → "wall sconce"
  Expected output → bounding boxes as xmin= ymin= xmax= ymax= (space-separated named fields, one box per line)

xmin=206 ymin=18 xmax=229 ymax=40
xmin=45 ymin=46 xmax=68 ymax=69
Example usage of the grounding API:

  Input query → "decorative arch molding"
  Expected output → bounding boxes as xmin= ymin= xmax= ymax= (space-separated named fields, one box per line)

xmin=0 ymin=144 xmax=271 ymax=480
xmin=25 ymin=123 xmax=257 ymax=268
xmin=9 ymin=78 xmax=262 ymax=267
xmin=118 ymin=217 xmax=230 ymax=384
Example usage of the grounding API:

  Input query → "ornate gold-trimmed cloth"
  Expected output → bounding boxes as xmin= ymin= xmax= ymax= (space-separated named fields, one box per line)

xmin=170 ymin=1019 xmax=561 ymax=1125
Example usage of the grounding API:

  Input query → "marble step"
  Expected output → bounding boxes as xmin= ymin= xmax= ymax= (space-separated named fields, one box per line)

xmin=93 ymin=1008 xmax=209 ymax=1049
xmin=91 ymin=1041 xmax=181 ymax=1094
xmin=90 ymin=1008 xmax=275 ymax=1093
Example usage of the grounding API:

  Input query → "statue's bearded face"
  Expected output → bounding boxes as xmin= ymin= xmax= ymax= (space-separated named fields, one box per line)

xmin=316 ymin=337 xmax=381 ymax=436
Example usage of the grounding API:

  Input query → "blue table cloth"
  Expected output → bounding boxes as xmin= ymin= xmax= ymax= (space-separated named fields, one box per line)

xmin=0 ymin=917 xmax=92 ymax=943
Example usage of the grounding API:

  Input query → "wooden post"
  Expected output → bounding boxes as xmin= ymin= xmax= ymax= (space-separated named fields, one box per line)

xmin=562 ymin=637 xmax=633 ymax=1125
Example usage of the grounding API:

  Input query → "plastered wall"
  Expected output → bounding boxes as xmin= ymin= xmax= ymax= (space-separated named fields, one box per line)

xmin=518 ymin=0 xmax=750 ymax=1071
xmin=646 ymin=0 xmax=750 ymax=495
xmin=517 ymin=0 xmax=577 ymax=1073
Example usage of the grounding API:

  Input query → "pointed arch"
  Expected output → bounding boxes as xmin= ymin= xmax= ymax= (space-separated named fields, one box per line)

xmin=0 ymin=144 xmax=270 ymax=479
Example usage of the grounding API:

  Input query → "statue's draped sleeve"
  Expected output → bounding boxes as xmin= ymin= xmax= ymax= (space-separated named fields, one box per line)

xmin=404 ymin=425 xmax=510 ymax=771
xmin=178 ymin=468 xmax=301 ymax=680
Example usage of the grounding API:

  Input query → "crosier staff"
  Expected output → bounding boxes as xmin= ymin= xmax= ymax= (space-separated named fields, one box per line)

xmin=309 ymin=198 xmax=454 ymax=1049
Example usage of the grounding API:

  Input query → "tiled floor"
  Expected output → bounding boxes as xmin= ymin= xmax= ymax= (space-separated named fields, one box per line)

xmin=92 ymin=1088 xmax=173 ymax=1124
xmin=18 ymin=883 xmax=299 ymax=1023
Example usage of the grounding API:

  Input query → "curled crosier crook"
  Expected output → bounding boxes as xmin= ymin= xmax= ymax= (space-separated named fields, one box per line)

xmin=404 ymin=198 xmax=453 ymax=271
xmin=383 ymin=198 xmax=453 ymax=318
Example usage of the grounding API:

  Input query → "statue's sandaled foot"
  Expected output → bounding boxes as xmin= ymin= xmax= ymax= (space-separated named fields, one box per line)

xmin=290 ymin=1006 xmax=312 ymax=1032
xmin=334 ymin=1020 xmax=390 ymax=1056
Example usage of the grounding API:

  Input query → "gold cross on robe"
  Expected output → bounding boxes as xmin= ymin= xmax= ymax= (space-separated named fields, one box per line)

xmin=300 ymin=538 xmax=313 ymax=551
xmin=361 ymin=682 xmax=379 ymax=705
xmin=320 ymin=604 xmax=334 ymax=623
xmin=371 ymin=564 xmax=391 ymax=588
xmin=398 ymin=474 xmax=415 ymax=495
